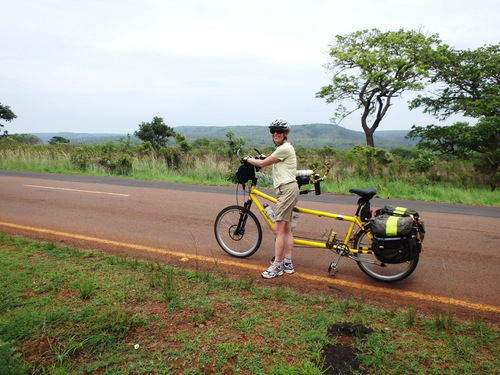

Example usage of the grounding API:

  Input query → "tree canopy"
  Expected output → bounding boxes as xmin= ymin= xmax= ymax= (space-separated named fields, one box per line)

xmin=134 ymin=116 xmax=176 ymax=151
xmin=410 ymin=43 xmax=500 ymax=119
xmin=0 ymin=102 xmax=17 ymax=136
xmin=9 ymin=134 xmax=42 ymax=145
xmin=316 ymin=28 xmax=442 ymax=148
xmin=49 ymin=136 xmax=71 ymax=146
xmin=407 ymin=119 xmax=499 ymax=190
xmin=408 ymin=43 xmax=500 ymax=190
xmin=406 ymin=122 xmax=471 ymax=157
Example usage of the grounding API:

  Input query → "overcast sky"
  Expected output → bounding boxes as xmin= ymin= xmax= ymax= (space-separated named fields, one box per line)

xmin=2 ymin=0 xmax=499 ymax=135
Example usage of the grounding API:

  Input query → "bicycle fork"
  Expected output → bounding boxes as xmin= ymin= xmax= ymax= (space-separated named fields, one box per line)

xmin=235 ymin=200 xmax=253 ymax=236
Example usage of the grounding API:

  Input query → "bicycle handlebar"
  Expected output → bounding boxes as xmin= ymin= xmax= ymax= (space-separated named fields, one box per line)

xmin=237 ymin=148 xmax=265 ymax=164
xmin=236 ymin=149 xmax=329 ymax=196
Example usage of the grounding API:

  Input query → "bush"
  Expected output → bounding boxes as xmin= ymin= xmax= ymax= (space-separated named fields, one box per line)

xmin=70 ymin=147 xmax=93 ymax=171
xmin=158 ymin=146 xmax=183 ymax=169
xmin=411 ymin=151 xmax=437 ymax=173
xmin=390 ymin=147 xmax=421 ymax=159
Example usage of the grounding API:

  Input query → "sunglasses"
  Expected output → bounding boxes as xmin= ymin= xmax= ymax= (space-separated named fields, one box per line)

xmin=270 ymin=128 xmax=285 ymax=134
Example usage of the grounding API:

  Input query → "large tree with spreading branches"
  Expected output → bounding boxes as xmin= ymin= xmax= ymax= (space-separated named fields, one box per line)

xmin=409 ymin=43 xmax=500 ymax=190
xmin=316 ymin=28 xmax=443 ymax=148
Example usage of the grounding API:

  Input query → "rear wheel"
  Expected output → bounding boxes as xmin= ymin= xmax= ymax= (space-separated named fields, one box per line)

xmin=214 ymin=205 xmax=262 ymax=258
xmin=352 ymin=225 xmax=419 ymax=282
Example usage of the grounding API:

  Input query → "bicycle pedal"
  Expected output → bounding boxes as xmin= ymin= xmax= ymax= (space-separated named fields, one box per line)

xmin=328 ymin=263 xmax=338 ymax=275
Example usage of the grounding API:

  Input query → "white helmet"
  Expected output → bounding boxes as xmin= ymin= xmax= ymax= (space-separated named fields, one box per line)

xmin=269 ymin=118 xmax=289 ymax=130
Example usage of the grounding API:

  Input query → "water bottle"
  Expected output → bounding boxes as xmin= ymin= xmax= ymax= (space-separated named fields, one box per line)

xmin=263 ymin=203 xmax=276 ymax=223
xmin=291 ymin=213 xmax=299 ymax=232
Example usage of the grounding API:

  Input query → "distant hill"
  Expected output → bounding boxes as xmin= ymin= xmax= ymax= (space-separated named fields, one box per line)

xmin=31 ymin=124 xmax=417 ymax=151
xmin=31 ymin=133 xmax=130 ymax=145
xmin=175 ymin=124 xmax=416 ymax=150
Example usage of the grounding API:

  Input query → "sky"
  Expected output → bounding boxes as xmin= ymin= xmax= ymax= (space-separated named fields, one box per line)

xmin=2 ymin=0 xmax=499 ymax=135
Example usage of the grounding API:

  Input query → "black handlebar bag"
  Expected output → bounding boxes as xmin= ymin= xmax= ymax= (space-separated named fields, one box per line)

xmin=236 ymin=163 xmax=257 ymax=185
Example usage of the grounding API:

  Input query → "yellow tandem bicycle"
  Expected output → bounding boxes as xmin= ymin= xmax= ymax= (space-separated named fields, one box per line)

xmin=214 ymin=149 xmax=423 ymax=282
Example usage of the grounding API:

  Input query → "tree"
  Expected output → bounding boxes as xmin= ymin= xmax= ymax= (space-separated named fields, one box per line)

xmin=316 ymin=28 xmax=442 ymax=148
xmin=9 ymin=134 xmax=42 ymax=145
xmin=407 ymin=120 xmax=499 ymax=190
xmin=225 ymin=130 xmax=246 ymax=158
xmin=408 ymin=43 xmax=500 ymax=191
xmin=406 ymin=122 xmax=471 ymax=157
xmin=462 ymin=117 xmax=499 ymax=191
xmin=409 ymin=44 xmax=500 ymax=119
xmin=0 ymin=102 xmax=17 ymax=136
xmin=134 ymin=116 xmax=176 ymax=151
xmin=49 ymin=136 xmax=70 ymax=146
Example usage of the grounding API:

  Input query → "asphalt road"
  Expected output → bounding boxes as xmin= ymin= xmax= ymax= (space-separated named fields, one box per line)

xmin=1 ymin=170 xmax=499 ymax=321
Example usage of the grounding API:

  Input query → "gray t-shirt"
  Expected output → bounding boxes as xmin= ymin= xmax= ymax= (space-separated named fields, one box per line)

xmin=271 ymin=142 xmax=297 ymax=188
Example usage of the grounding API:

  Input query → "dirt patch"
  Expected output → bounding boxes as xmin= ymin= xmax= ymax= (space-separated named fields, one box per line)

xmin=320 ymin=322 xmax=374 ymax=375
xmin=327 ymin=322 xmax=374 ymax=338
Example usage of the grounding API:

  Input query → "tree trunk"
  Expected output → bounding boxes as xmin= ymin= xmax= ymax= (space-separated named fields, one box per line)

xmin=365 ymin=132 xmax=375 ymax=148
xmin=488 ymin=169 xmax=497 ymax=191
xmin=363 ymin=126 xmax=376 ymax=176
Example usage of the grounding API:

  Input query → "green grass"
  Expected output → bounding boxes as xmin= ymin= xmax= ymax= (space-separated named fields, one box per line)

xmin=321 ymin=177 xmax=499 ymax=206
xmin=0 ymin=233 xmax=498 ymax=374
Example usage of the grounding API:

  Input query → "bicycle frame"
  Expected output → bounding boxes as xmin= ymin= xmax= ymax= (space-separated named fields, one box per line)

xmin=215 ymin=169 xmax=420 ymax=281
xmin=246 ymin=185 xmax=372 ymax=255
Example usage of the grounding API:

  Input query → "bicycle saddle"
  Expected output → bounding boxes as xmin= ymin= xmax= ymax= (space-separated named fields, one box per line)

xmin=349 ymin=188 xmax=377 ymax=199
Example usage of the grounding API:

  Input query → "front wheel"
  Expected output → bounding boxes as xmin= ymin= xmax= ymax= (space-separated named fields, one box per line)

xmin=352 ymin=225 xmax=419 ymax=282
xmin=214 ymin=205 xmax=262 ymax=258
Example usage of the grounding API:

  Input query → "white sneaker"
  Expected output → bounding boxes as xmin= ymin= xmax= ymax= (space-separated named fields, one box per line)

xmin=261 ymin=262 xmax=283 ymax=279
xmin=283 ymin=261 xmax=295 ymax=274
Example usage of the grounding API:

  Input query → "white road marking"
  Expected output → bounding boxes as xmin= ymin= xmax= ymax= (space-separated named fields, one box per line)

xmin=23 ymin=184 xmax=129 ymax=197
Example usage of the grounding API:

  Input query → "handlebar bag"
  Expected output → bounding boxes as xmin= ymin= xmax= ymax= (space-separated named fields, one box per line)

xmin=236 ymin=163 xmax=256 ymax=185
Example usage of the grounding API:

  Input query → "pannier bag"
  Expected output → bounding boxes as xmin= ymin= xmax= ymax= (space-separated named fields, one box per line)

xmin=371 ymin=236 xmax=416 ymax=264
xmin=370 ymin=205 xmax=425 ymax=264
xmin=371 ymin=213 xmax=414 ymax=237
xmin=372 ymin=205 xmax=425 ymax=240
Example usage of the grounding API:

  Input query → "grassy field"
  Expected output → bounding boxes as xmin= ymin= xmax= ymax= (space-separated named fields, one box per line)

xmin=0 ymin=150 xmax=498 ymax=206
xmin=1 ymin=233 xmax=498 ymax=375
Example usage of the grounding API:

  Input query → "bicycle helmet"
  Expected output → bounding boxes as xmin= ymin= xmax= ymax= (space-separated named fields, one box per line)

xmin=269 ymin=118 xmax=289 ymax=130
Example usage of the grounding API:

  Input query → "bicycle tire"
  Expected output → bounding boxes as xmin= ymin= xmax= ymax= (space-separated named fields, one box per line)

xmin=214 ymin=205 xmax=262 ymax=258
xmin=352 ymin=225 xmax=419 ymax=282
